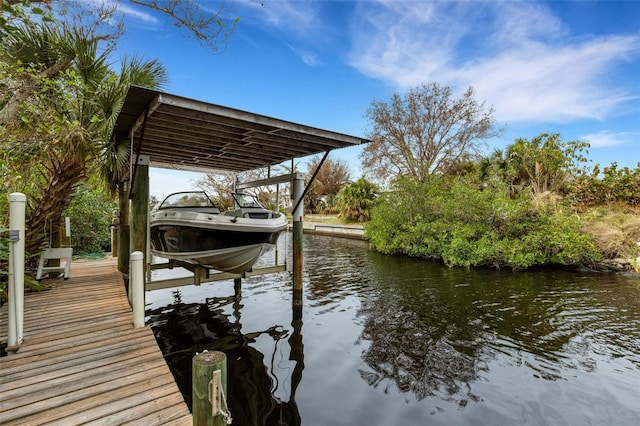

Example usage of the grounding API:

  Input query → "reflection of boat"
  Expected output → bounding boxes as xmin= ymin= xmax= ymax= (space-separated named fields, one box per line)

xmin=147 ymin=288 xmax=303 ymax=425
xmin=150 ymin=191 xmax=288 ymax=273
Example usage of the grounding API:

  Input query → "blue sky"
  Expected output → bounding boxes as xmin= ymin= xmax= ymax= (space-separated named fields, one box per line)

xmin=108 ymin=0 xmax=640 ymax=199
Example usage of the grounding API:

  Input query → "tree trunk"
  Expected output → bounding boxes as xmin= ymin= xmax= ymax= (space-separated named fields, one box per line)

xmin=25 ymin=155 xmax=85 ymax=258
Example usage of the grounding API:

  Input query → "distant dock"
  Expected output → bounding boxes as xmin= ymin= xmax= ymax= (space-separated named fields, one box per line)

xmin=0 ymin=258 xmax=191 ymax=425
xmin=291 ymin=216 xmax=366 ymax=240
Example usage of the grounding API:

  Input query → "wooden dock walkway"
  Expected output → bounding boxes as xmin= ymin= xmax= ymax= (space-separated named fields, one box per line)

xmin=0 ymin=257 xmax=192 ymax=425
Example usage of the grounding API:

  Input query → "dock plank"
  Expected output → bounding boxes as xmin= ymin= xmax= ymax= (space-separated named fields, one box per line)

xmin=20 ymin=315 xmax=133 ymax=345
xmin=44 ymin=382 xmax=181 ymax=426
xmin=1 ymin=349 xmax=162 ymax=404
xmin=0 ymin=257 xmax=192 ymax=425
xmin=114 ymin=395 xmax=192 ymax=425
xmin=0 ymin=329 xmax=157 ymax=374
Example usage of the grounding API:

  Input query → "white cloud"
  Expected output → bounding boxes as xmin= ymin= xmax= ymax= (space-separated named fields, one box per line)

xmin=286 ymin=44 xmax=320 ymax=67
xmin=299 ymin=50 xmax=320 ymax=67
xmin=490 ymin=1 xmax=566 ymax=45
xmin=116 ymin=3 xmax=159 ymax=23
xmin=347 ymin=1 xmax=640 ymax=124
xmin=457 ymin=35 xmax=639 ymax=122
xmin=240 ymin=1 xmax=331 ymax=66
xmin=581 ymin=130 xmax=636 ymax=148
xmin=83 ymin=0 xmax=158 ymax=24
xmin=348 ymin=1 xmax=460 ymax=87
xmin=245 ymin=0 xmax=321 ymax=37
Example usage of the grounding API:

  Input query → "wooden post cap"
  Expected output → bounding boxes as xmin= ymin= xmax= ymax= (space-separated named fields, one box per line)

xmin=193 ymin=351 xmax=226 ymax=365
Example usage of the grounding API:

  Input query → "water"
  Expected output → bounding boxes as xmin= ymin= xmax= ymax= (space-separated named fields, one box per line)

xmin=146 ymin=233 xmax=640 ymax=425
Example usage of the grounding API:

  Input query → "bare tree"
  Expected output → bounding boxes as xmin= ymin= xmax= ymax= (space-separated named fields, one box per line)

xmin=305 ymin=155 xmax=351 ymax=214
xmin=195 ymin=165 xmax=290 ymax=211
xmin=194 ymin=172 xmax=236 ymax=210
xmin=129 ymin=0 xmax=240 ymax=53
xmin=1 ymin=0 xmax=240 ymax=53
xmin=361 ymin=82 xmax=502 ymax=183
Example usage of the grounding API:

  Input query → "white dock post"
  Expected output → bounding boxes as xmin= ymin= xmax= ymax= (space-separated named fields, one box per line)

xmin=131 ymin=251 xmax=145 ymax=328
xmin=8 ymin=193 xmax=26 ymax=350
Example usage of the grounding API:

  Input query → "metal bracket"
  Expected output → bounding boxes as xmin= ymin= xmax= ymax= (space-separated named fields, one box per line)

xmin=208 ymin=370 xmax=223 ymax=416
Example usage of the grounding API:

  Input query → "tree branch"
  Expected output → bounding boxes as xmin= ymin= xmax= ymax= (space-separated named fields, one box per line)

xmin=128 ymin=0 xmax=239 ymax=53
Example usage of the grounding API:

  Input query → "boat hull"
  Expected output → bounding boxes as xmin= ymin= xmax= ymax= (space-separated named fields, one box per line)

xmin=151 ymin=243 xmax=267 ymax=274
xmin=150 ymin=209 xmax=287 ymax=273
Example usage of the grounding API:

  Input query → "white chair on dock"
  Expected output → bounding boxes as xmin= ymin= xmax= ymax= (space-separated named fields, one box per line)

xmin=36 ymin=247 xmax=73 ymax=280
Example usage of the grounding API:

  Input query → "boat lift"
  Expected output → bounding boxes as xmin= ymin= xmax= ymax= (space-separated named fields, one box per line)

xmin=111 ymin=85 xmax=369 ymax=296
xmin=145 ymin=171 xmax=306 ymax=291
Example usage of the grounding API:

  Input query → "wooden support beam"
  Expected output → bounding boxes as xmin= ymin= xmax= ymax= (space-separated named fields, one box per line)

xmin=130 ymin=155 xmax=149 ymax=300
xmin=144 ymin=263 xmax=286 ymax=291
xmin=292 ymin=176 xmax=304 ymax=299
xmin=117 ymin=182 xmax=130 ymax=274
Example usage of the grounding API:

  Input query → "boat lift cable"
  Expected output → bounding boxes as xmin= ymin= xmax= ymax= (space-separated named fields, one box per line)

xmin=129 ymin=107 xmax=149 ymax=200
xmin=290 ymin=150 xmax=331 ymax=216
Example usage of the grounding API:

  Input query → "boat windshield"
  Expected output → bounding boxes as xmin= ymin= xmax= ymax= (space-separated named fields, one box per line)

xmin=231 ymin=193 xmax=264 ymax=209
xmin=159 ymin=192 xmax=216 ymax=209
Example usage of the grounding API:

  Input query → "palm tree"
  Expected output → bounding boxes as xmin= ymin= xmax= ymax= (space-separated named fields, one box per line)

xmin=1 ymin=18 xmax=167 ymax=256
xmin=98 ymin=54 xmax=168 ymax=193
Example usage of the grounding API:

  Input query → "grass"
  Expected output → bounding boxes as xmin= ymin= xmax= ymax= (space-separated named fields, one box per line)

xmin=305 ymin=214 xmax=352 ymax=225
xmin=580 ymin=206 xmax=640 ymax=261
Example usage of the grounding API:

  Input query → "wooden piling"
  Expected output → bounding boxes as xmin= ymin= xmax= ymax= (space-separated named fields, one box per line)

xmin=117 ymin=181 xmax=130 ymax=274
xmin=130 ymin=155 xmax=149 ymax=264
xmin=192 ymin=351 xmax=229 ymax=426
xmin=292 ymin=177 xmax=304 ymax=298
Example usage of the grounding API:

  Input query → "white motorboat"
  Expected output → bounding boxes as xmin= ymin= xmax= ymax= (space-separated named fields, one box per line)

xmin=150 ymin=191 xmax=288 ymax=273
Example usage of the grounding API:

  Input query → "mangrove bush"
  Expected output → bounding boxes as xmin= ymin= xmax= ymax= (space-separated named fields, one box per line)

xmin=366 ymin=176 xmax=601 ymax=270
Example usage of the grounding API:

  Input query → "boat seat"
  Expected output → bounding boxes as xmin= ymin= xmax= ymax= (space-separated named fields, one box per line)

xmin=36 ymin=247 xmax=73 ymax=280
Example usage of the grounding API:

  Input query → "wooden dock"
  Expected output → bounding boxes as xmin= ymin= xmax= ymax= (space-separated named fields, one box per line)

xmin=0 ymin=257 xmax=192 ymax=425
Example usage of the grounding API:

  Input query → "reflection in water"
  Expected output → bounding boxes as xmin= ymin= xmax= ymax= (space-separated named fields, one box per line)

xmin=147 ymin=283 xmax=303 ymax=425
xmin=356 ymin=297 xmax=485 ymax=406
xmin=354 ymin=254 xmax=640 ymax=410
xmin=147 ymin=233 xmax=640 ymax=425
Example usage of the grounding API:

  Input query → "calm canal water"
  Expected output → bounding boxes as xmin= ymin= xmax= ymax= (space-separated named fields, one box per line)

xmin=146 ymin=233 xmax=640 ymax=426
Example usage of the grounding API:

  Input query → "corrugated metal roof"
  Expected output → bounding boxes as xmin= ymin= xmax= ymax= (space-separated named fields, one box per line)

xmin=112 ymin=85 xmax=369 ymax=173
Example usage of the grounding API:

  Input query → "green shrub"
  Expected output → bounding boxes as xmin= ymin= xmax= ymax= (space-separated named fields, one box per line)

xmin=567 ymin=162 xmax=640 ymax=207
xmin=63 ymin=183 xmax=117 ymax=255
xmin=366 ymin=176 xmax=601 ymax=270
xmin=1 ymin=227 xmax=51 ymax=305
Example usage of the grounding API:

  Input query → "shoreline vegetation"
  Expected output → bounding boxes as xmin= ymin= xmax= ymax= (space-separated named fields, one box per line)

xmin=303 ymin=213 xmax=640 ymax=275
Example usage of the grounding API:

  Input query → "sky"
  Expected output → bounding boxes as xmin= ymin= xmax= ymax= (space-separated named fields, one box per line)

xmin=107 ymin=0 xmax=639 ymax=200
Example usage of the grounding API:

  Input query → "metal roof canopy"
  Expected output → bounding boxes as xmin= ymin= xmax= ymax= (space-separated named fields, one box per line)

xmin=112 ymin=85 xmax=369 ymax=174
